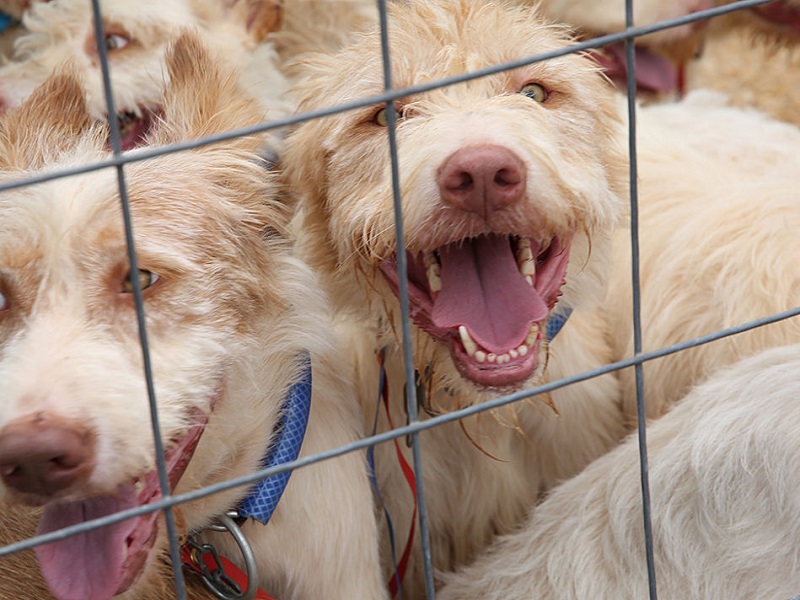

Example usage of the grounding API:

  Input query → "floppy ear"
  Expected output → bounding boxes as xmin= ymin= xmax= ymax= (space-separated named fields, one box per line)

xmin=218 ymin=0 xmax=284 ymax=43
xmin=0 ymin=66 xmax=98 ymax=171
xmin=146 ymin=31 xmax=266 ymax=151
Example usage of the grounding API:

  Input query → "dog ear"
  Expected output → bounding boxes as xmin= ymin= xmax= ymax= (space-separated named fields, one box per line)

xmin=146 ymin=31 xmax=266 ymax=151
xmin=224 ymin=0 xmax=284 ymax=42
xmin=0 ymin=65 xmax=97 ymax=171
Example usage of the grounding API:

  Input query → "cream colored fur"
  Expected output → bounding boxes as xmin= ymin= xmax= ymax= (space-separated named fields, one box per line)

xmin=284 ymin=0 xmax=628 ymax=596
xmin=687 ymin=1 xmax=800 ymax=126
xmin=607 ymin=90 xmax=800 ymax=422
xmin=439 ymin=342 xmax=800 ymax=599
xmin=0 ymin=33 xmax=386 ymax=600
xmin=0 ymin=0 xmax=292 ymax=140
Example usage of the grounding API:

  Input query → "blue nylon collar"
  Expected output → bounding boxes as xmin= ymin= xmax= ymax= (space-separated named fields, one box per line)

xmin=237 ymin=352 xmax=312 ymax=524
xmin=546 ymin=306 xmax=572 ymax=342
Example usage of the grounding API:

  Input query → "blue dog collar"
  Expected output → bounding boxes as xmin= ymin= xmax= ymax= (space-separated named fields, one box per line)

xmin=237 ymin=352 xmax=312 ymax=524
xmin=546 ymin=307 xmax=572 ymax=342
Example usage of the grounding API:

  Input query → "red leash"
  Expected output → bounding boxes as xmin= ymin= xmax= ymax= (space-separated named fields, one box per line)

xmin=378 ymin=353 xmax=418 ymax=598
xmin=182 ymin=543 xmax=276 ymax=599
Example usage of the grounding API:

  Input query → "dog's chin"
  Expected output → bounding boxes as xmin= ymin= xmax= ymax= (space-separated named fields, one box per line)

xmin=33 ymin=408 xmax=208 ymax=600
xmin=378 ymin=232 xmax=569 ymax=391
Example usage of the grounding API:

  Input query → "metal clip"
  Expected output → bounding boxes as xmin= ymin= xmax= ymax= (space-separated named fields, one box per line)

xmin=185 ymin=511 xmax=260 ymax=600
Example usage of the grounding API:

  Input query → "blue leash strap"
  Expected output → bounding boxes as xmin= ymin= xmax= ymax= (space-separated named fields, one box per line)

xmin=238 ymin=352 xmax=312 ymax=524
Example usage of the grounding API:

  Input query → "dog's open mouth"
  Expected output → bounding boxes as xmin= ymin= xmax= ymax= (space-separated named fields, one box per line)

xmin=589 ymin=42 xmax=678 ymax=94
xmin=34 ymin=411 xmax=207 ymax=600
xmin=379 ymin=233 xmax=573 ymax=388
xmin=752 ymin=1 xmax=800 ymax=35
xmin=114 ymin=106 xmax=161 ymax=151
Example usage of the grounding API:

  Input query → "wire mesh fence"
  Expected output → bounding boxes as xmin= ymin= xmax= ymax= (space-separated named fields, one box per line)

xmin=0 ymin=0 xmax=795 ymax=599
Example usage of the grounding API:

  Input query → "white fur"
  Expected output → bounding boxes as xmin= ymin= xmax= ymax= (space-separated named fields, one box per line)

xmin=0 ymin=34 xmax=387 ymax=600
xmin=284 ymin=1 xmax=628 ymax=596
xmin=439 ymin=342 xmax=800 ymax=599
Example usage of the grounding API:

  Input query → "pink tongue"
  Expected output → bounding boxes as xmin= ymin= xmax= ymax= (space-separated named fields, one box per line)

xmin=604 ymin=43 xmax=677 ymax=93
xmin=432 ymin=236 xmax=548 ymax=354
xmin=36 ymin=491 xmax=139 ymax=600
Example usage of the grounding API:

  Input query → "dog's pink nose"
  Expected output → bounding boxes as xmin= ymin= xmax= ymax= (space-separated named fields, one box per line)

xmin=437 ymin=145 xmax=526 ymax=217
xmin=0 ymin=413 xmax=95 ymax=496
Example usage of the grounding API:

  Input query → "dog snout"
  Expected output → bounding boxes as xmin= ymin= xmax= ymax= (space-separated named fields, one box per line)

xmin=437 ymin=145 xmax=526 ymax=217
xmin=0 ymin=413 xmax=95 ymax=497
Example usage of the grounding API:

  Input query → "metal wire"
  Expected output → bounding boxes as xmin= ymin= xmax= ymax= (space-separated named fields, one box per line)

xmin=0 ymin=1 xmax=789 ymax=600
xmin=88 ymin=0 xmax=188 ymax=598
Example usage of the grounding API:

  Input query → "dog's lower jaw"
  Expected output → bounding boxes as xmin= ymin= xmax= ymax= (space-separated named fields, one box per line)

xmin=34 ymin=406 xmax=209 ymax=600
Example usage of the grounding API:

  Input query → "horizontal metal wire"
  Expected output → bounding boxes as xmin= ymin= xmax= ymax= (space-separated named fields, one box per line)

xmin=3 ymin=302 xmax=798 ymax=559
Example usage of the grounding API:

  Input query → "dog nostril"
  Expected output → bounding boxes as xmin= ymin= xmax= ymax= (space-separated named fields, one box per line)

xmin=495 ymin=168 xmax=521 ymax=187
xmin=0 ymin=415 xmax=95 ymax=496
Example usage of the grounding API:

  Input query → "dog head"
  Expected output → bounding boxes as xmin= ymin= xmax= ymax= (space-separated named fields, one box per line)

xmin=538 ymin=0 xmax=712 ymax=95
xmin=0 ymin=30 xmax=309 ymax=600
xmin=0 ymin=0 xmax=288 ymax=149
xmin=285 ymin=0 xmax=627 ymax=401
xmin=715 ymin=0 xmax=800 ymax=39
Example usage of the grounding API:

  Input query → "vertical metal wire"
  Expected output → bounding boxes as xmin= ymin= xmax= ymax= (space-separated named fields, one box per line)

xmin=89 ymin=1 xmax=188 ymax=598
xmin=375 ymin=0 xmax=437 ymax=597
xmin=624 ymin=0 xmax=658 ymax=597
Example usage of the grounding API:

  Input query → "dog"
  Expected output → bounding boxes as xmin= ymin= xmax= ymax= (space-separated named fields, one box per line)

xmin=0 ymin=31 xmax=387 ymax=600
xmin=438 ymin=341 xmax=800 ymax=599
xmin=0 ymin=0 xmax=291 ymax=151
xmin=605 ymin=89 xmax=800 ymax=422
xmin=283 ymin=0 xmax=629 ymax=595
xmin=530 ymin=0 xmax=711 ymax=97
xmin=686 ymin=0 xmax=800 ymax=125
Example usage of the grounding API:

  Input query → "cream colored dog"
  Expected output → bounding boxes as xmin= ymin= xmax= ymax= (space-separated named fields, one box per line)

xmin=687 ymin=0 xmax=800 ymax=125
xmin=531 ymin=0 xmax=712 ymax=96
xmin=607 ymin=90 xmax=800 ymax=422
xmin=0 ymin=32 xmax=386 ymax=600
xmin=439 ymin=341 xmax=800 ymax=599
xmin=0 ymin=0 xmax=290 ymax=150
xmin=284 ymin=0 xmax=629 ymax=596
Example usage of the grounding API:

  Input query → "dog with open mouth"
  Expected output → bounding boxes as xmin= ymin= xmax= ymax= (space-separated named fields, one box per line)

xmin=284 ymin=0 xmax=628 ymax=595
xmin=530 ymin=0 xmax=712 ymax=97
xmin=0 ymin=0 xmax=290 ymax=151
xmin=0 ymin=31 xmax=387 ymax=600
xmin=686 ymin=0 xmax=800 ymax=126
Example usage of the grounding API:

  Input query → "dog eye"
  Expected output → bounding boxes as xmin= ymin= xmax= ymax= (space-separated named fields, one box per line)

xmin=122 ymin=269 xmax=159 ymax=293
xmin=520 ymin=83 xmax=548 ymax=103
xmin=372 ymin=104 xmax=405 ymax=127
xmin=105 ymin=33 xmax=130 ymax=52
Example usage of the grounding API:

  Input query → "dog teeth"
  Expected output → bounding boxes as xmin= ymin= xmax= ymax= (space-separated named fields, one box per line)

xmin=509 ymin=348 xmax=518 ymax=359
xmin=459 ymin=325 xmax=478 ymax=356
xmin=524 ymin=275 xmax=533 ymax=287
xmin=526 ymin=323 xmax=540 ymax=346
xmin=516 ymin=238 xmax=536 ymax=278
xmin=487 ymin=353 xmax=497 ymax=363
xmin=475 ymin=350 xmax=486 ymax=363
xmin=425 ymin=252 xmax=442 ymax=293
xmin=517 ymin=344 xmax=528 ymax=356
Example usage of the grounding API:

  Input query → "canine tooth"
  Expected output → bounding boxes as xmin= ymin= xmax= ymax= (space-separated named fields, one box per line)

xmin=423 ymin=252 xmax=438 ymax=268
xmin=487 ymin=353 xmax=497 ymax=363
xmin=509 ymin=349 xmax=518 ymax=359
xmin=427 ymin=263 xmax=442 ymax=293
xmin=518 ymin=345 xmax=528 ymax=356
xmin=517 ymin=245 xmax=533 ymax=262
xmin=459 ymin=325 xmax=478 ymax=356
xmin=519 ymin=259 xmax=535 ymax=277
xmin=517 ymin=238 xmax=531 ymax=250
xmin=525 ymin=275 xmax=533 ymax=287
xmin=475 ymin=350 xmax=486 ymax=363
xmin=526 ymin=323 xmax=540 ymax=346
